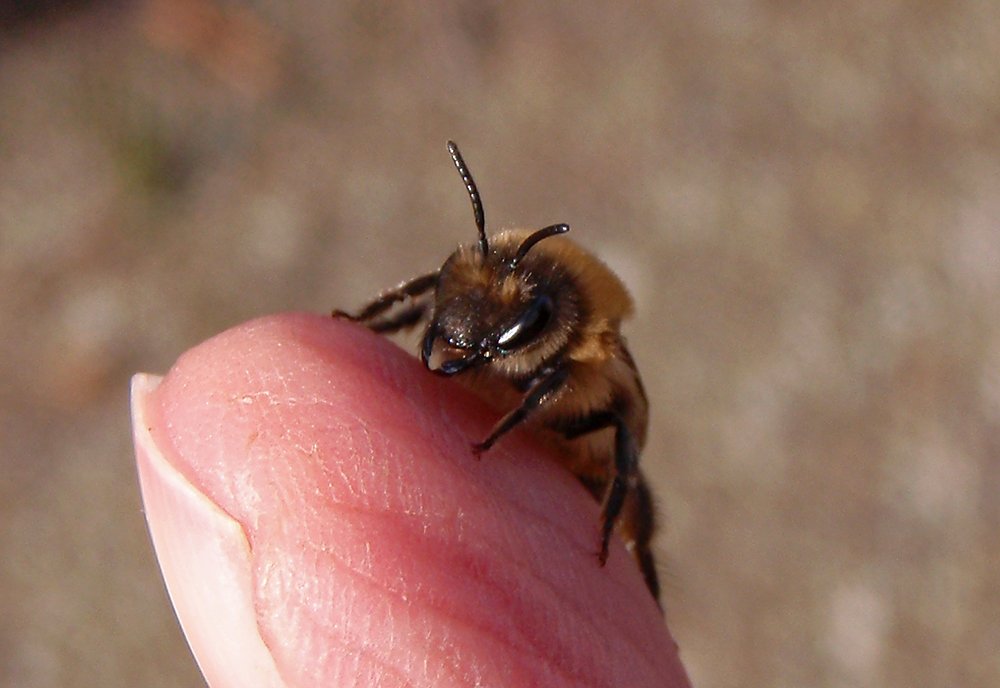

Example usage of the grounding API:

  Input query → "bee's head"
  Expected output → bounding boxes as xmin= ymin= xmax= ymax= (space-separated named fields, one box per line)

xmin=421 ymin=142 xmax=578 ymax=377
xmin=423 ymin=231 xmax=580 ymax=376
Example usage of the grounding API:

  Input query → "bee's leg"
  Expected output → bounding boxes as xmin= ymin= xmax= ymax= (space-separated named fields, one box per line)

xmin=471 ymin=365 xmax=569 ymax=455
xmin=368 ymin=301 xmax=431 ymax=335
xmin=333 ymin=270 xmax=439 ymax=324
xmin=595 ymin=417 xmax=641 ymax=565
xmin=618 ymin=472 xmax=660 ymax=603
xmin=558 ymin=409 xmax=648 ymax=575
xmin=559 ymin=410 xmax=616 ymax=440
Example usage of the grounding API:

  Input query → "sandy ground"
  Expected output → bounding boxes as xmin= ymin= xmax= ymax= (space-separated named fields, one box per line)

xmin=1 ymin=2 xmax=998 ymax=686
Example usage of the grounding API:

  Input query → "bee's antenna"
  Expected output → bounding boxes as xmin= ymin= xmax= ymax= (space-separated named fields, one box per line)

xmin=447 ymin=141 xmax=488 ymax=256
xmin=512 ymin=224 xmax=570 ymax=267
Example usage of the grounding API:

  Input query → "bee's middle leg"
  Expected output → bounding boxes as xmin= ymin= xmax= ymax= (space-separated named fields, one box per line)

xmin=618 ymin=472 xmax=660 ymax=602
xmin=472 ymin=365 xmax=569 ymax=454
xmin=558 ymin=409 xmax=645 ymax=567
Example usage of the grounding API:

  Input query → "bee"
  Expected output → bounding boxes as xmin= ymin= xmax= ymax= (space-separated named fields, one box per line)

xmin=334 ymin=142 xmax=660 ymax=601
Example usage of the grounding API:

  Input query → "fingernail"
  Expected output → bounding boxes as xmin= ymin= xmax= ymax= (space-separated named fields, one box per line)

xmin=132 ymin=373 xmax=287 ymax=688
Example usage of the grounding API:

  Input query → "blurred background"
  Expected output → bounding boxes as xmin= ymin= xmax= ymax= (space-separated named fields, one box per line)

xmin=1 ymin=1 xmax=998 ymax=686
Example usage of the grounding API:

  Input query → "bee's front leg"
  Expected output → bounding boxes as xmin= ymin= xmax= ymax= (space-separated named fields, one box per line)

xmin=333 ymin=270 xmax=439 ymax=334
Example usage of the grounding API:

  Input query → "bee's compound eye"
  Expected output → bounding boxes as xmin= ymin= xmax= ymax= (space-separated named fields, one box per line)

xmin=497 ymin=295 xmax=553 ymax=352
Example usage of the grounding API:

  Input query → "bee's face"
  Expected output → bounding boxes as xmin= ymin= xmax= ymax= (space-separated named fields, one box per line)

xmin=422 ymin=237 xmax=575 ymax=377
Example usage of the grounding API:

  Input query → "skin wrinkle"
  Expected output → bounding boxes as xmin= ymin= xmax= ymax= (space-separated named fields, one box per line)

xmin=274 ymin=549 xmax=557 ymax=688
xmin=301 ymin=515 xmax=567 ymax=684
xmin=294 ymin=629 xmax=419 ymax=688
xmin=262 ymin=495 xmax=594 ymax=651
xmin=326 ymin=429 xmax=437 ymax=519
xmin=270 ymin=504 xmax=647 ymax=687
xmin=271 ymin=552 xmax=478 ymax=688
xmin=235 ymin=417 xmax=378 ymax=519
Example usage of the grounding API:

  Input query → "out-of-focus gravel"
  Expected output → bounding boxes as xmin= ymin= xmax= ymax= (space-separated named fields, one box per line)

xmin=1 ymin=2 xmax=998 ymax=686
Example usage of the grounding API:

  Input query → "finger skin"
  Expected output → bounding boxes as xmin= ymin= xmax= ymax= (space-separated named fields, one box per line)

xmin=132 ymin=313 xmax=691 ymax=688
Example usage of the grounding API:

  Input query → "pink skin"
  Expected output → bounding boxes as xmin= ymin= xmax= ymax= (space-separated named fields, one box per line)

xmin=131 ymin=313 xmax=691 ymax=688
